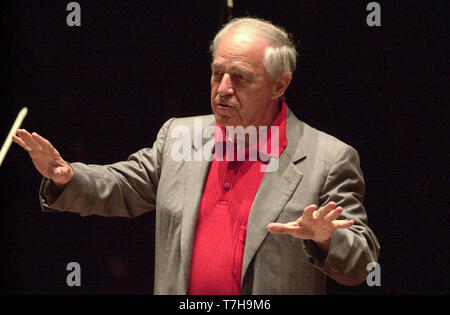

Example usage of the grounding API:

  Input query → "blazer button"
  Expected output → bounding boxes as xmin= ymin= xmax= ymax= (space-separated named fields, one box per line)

xmin=224 ymin=182 xmax=231 ymax=191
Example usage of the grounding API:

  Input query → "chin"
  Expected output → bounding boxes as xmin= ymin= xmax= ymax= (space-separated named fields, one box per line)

xmin=214 ymin=115 xmax=228 ymax=126
xmin=213 ymin=110 xmax=239 ymax=127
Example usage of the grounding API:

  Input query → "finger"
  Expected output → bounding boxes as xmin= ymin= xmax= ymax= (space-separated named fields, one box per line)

xmin=17 ymin=129 xmax=39 ymax=150
xmin=324 ymin=207 xmax=343 ymax=222
xmin=12 ymin=135 xmax=31 ymax=151
xmin=314 ymin=201 xmax=337 ymax=219
xmin=301 ymin=204 xmax=317 ymax=221
xmin=333 ymin=219 xmax=354 ymax=229
xmin=31 ymin=132 xmax=56 ymax=153
xmin=267 ymin=222 xmax=297 ymax=235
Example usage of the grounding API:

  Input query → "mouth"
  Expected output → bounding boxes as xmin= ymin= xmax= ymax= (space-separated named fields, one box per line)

xmin=216 ymin=103 xmax=233 ymax=110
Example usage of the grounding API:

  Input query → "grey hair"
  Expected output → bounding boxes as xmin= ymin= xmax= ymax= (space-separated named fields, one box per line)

xmin=209 ymin=17 xmax=298 ymax=80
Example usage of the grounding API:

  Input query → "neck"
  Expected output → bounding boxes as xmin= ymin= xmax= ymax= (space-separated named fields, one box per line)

xmin=231 ymin=100 xmax=282 ymax=147
xmin=259 ymin=99 xmax=281 ymax=128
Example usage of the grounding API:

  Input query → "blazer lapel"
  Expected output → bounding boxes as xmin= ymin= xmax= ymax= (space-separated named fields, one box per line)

xmin=241 ymin=106 xmax=307 ymax=284
xmin=179 ymin=117 xmax=215 ymax=292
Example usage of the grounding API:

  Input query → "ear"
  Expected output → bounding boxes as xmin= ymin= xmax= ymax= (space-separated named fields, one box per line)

xmin=272 ymin=72 xmax=292 ymax=100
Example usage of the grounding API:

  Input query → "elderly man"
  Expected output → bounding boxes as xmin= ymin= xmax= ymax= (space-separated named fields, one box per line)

xmin=13 ymin=17 xmax=379 ymax=295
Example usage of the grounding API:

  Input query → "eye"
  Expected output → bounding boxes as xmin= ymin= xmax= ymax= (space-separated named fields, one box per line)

xmin=230 ymin=73 xmax=249 ymax=86
xmin=212 ymin=70 xmax=224 ymax=80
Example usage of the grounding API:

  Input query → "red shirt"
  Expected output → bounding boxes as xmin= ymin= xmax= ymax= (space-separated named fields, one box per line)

xmin=188 ymin=102 xmax=288 ymax=295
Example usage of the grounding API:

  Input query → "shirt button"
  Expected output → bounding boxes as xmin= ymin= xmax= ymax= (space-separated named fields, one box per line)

xmin=224 ymin=182 xmax=231 ymax=191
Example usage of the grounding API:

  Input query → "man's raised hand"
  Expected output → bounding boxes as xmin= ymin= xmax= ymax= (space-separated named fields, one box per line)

xmin=12 ymin=129 xmax=73 ymax=188
xmin=267 ymin=202 xmax=354 ymax=253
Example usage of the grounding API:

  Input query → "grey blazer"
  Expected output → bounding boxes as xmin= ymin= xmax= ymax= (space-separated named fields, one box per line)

xmin=40 ymin=106 xmax=380 ymax=294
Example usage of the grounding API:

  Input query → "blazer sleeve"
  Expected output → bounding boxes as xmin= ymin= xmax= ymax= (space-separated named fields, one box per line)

xmin=39 ymin=118 xmax=175 ymax=218
xmin=302 ymin=145 xmax=380 ymax=286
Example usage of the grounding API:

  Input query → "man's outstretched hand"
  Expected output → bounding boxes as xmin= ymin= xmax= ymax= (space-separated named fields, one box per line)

xmin=267 ymin=202 xmax=354 ymax=254
xmin=12 ymin=129 xmax=73 ymax=188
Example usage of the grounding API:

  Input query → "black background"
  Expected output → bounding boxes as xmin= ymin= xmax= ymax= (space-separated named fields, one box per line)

xmin=1 ymin=1 xmax=447 ymax=295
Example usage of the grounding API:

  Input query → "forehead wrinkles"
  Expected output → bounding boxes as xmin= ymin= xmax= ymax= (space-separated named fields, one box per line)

xmin=214 ymin=32 xmax=266 ymax=71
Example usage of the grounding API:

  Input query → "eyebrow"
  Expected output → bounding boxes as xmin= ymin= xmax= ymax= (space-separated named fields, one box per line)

xmin=211 ymin=64 xmax=252 ymax=76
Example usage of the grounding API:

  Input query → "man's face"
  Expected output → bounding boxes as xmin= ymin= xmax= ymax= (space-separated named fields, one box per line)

xmin=210 ymin=32 xmax=279 ymax=128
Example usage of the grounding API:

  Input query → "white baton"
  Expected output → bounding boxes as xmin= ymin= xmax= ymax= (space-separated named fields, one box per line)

xmin=0 ymin=107 xmax=28 ymax=167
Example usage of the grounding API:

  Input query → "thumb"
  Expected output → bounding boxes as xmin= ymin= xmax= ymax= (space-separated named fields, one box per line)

xmin=267 ymin=222 xmax=295 ymax=235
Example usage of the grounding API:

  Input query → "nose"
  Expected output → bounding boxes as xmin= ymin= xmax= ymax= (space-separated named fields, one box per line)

xmin=217 ymin=73 xmax=234 ymax=96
